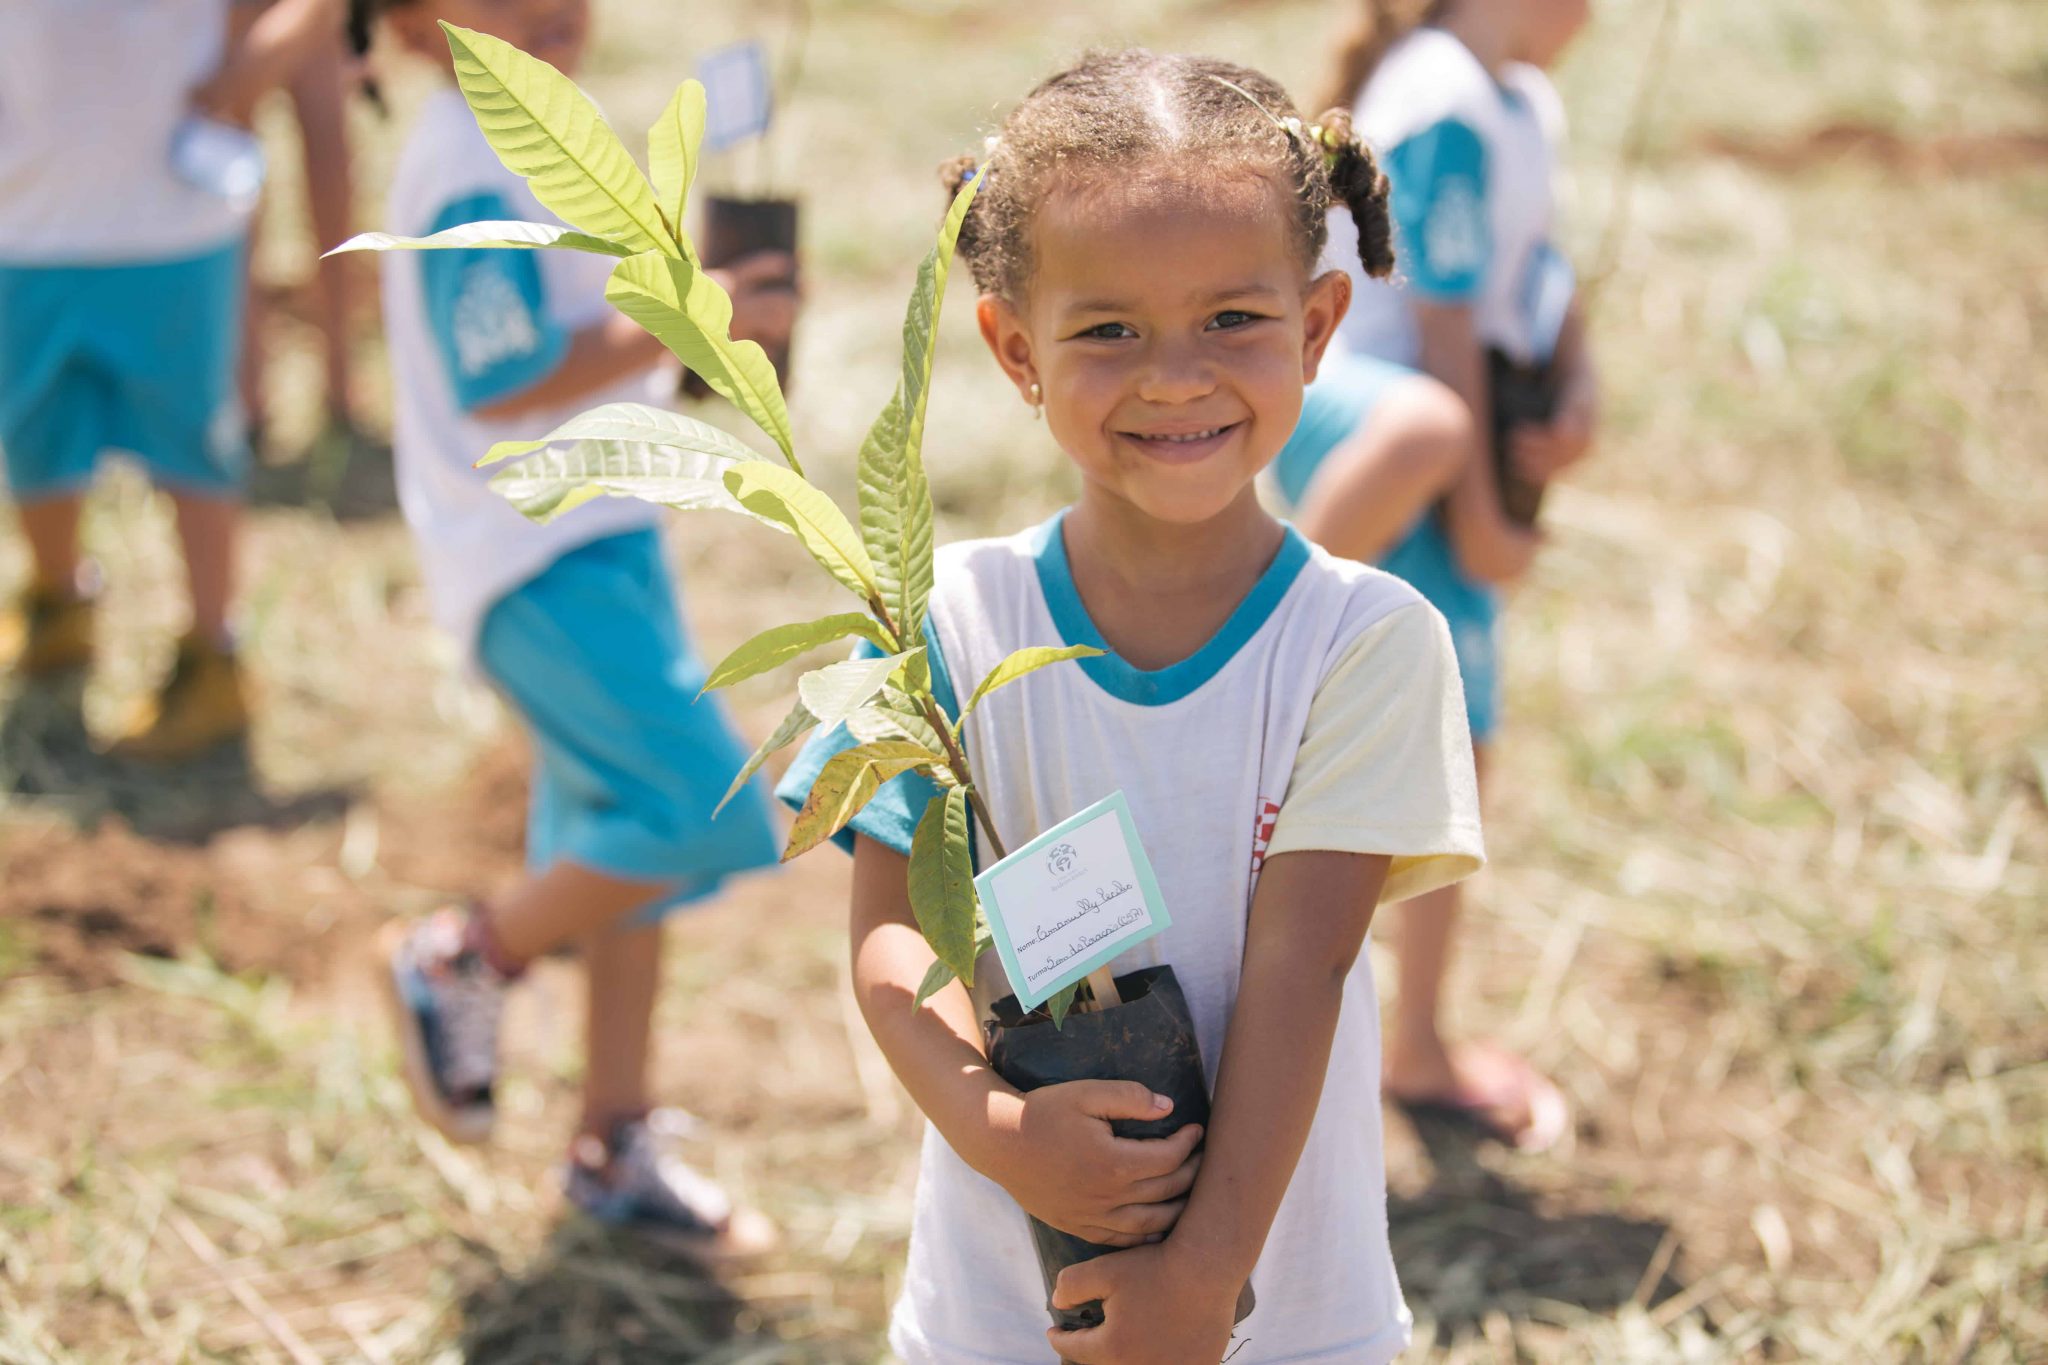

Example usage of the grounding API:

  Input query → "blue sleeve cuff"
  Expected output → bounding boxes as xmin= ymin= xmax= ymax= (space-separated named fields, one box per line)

xmin=1384 ymin=118 xmax=1491 ymax=302
xmin=773 ymin=622 xmax=965 ymax=858
xmin=419 ymin=191 xmax=571 ymax=412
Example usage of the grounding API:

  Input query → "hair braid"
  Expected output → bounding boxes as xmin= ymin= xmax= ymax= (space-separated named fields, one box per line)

xmin=1313 ymin=109 xmax=1396 ymax=279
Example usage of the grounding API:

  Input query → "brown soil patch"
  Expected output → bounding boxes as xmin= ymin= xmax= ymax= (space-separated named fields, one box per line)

xmin=0 ymin=737 xmax=534 ymax=992
xmin=1697 ymin=121 xmax=2048 ymax=176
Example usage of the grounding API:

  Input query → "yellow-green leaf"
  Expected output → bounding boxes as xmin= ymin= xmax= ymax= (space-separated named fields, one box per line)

xmin=722 ymin=463 xmax=876 ymax=600
xmin=326 ymin=220 xmax=633 ymax=258
xmin=488 ymin=439 xmax=760 ymax=524
xmin=796 ymin=650 xmax=920 ymax=729
xmin=960 ymin=645 xmax=1106 ymax=723
xmin=857 ymin=176 xmax=980 ymax=649
xmin=701 ymin=615 xmax=892 ymax=694
xmin=607 ymin=252 xmax=795 ymax=468
xmin=439 ymin=23 xmax=674 ymax=255
xmin=785 ymin=740 xmax=942 ymax=861
xmin=480 ymin=402 xmax=763 ymax=466
xmin=909 ymin=788 xmax=978 ymax=985
xmin=846 ymin=692 xmax=955 ymax=779
xmin=715 ymin=697 xmax=816 ymax=817
xmin=648 ymin=80 xmax=707 ymax=248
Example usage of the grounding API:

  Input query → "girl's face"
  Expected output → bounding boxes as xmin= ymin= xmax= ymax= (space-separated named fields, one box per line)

xmin=394 ymin=0 xmax=590 ymax=76
xmin=978 ymin=168 xmax=1348 ymax=528
xmin=1517 ymin=0 xmax=1591 ymax=68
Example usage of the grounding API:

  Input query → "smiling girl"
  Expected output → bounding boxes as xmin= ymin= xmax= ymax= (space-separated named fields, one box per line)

xmin=779 ymin=50 xmax=1483 ymax=1364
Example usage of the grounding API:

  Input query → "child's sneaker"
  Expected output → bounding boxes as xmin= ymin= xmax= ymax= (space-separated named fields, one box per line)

xmin=0 ymin=583 xmax=95 ymax=677
xmin=380 ymin=909 xmax=508 ymax=1144
xmin=564 ymin=1110 xmax=778 ymax=1259
xmin=107 ymin=633 xmax=249 ymax=762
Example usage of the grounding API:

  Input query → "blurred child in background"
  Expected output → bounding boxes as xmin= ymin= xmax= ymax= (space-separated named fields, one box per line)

xmin=370 ymin=0 xmax=794 ymax=1251
xmin=1270 ymin=0 xmax=1598 ymax=1150
xmin=0 ymin=0 xmax=342 ymax=760
xmin=235 ymin=4 xmax=370 ymax=451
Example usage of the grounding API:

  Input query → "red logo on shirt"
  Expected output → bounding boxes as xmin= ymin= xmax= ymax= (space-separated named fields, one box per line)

xmin=1250 ymin=798 xmax=1282 ymax=875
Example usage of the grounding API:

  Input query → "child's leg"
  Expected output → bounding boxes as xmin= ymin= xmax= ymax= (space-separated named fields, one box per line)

xmin=288 ymin=31 xmax=359 ymax=425
xmin=486 ymin=861 xmax=668 ymax=967
xmin=579 ymin=918 xmax=663 ymax=1136
xmin=1384 ymin=751 xmax=1569 ymax=1151
xmin=18 ymin=495 xmax=84 ymax=591
xmin=169 ymin=491 xmax=238 ymax=647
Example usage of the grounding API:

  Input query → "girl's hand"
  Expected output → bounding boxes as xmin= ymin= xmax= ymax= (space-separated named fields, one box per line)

xmin=1510 ymin=377 xmax=1599 ymax=483
xmin=709 ymin=251 xmax=801 ymax=353
xmin=1046 ymin=1243 xmax=1238 ymax=1363
xmin=979 ymin=1081 xmax=1204 ymax=1247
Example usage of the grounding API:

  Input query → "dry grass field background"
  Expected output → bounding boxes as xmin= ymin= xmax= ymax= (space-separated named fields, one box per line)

xmin=3 ymin=0 xmax=2045 ymax=1360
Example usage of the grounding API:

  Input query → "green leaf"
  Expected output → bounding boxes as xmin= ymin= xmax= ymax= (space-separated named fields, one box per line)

xmin=722 ymin=463 xmax=877 ymax=601
xmin=913 ymin=930 xmax=994 ymax=1010
xmin=701 ymin=615 xmax=892 ymax=693
xmin=480 ymin=401 xmax=762 ymax=467
xmin=960 ymin=645 xmax=1105 ymax=723
xmin=325 ymin=220 xmax=634 ymax=258
xmin=488 ymin=439 xmax=761 ymax=524
xmin=845 ymin=691 xmax=954 ymax=778
xmin=1047 ymin=981 xmax=1083 ymax=1029
xmin=648 ymin=80 xmax=707 ymax=248
xmin=856 ymin=176 xmax=980 ymax=649
xmin=715 ymin=697 xmax=816 ymax=817
xmin=797 ymin=651 xmax=921 ymax=729
xmin=909 ymin=788 xmax=979 ymax=985
xmin=912 ymin=957 xmax=958 ymax=1010
xmin=607 ymin=252 xmax=796 ymax=469
xmin=786 ymin=740 xmax=942 ymax=861
xmin=439 ymin=23 xmax=675 ymax=256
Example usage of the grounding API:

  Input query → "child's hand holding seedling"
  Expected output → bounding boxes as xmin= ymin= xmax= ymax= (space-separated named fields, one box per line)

xmin=976 ymin=1080 xmax=1202 ymax=1248
xmin=1045 ymin=1240 xmax=1241 ymax=1364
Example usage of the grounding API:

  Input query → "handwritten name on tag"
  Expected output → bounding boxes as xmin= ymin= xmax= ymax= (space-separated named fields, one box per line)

xmin=974 ymin=791 xmax=1170 ymax=1010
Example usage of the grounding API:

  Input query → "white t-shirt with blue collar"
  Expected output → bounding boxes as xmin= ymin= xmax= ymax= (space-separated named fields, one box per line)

xmin=779 ymin=513 xmax=1484 ymax=1363
xmin=1326 ymin=26 xmax=1575 ymax=368
xmin=381 ymin=88 xmax=662 ymax=659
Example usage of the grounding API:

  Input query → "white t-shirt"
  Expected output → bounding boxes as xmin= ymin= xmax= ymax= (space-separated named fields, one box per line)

xmin=0 ymin=0 xmax=253 ymax=263
xmin=381 ymin=88 xmax=661 ymax=657
xmin=782 ymin=515 xmax=1484 ymax=1363
xmin=1326 ymin=27 xmax=1574 ymax=368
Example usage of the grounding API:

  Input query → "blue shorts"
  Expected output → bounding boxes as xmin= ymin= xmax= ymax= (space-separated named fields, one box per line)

xmin=477 ymin=529 xmax=781 ymax=922
xmin=0 ymin=239 xmax=252 ymax=499
xmin=1277 ymin=350 xmax=1503 ymax=742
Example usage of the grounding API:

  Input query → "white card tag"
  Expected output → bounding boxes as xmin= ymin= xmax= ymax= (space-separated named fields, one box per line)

xmin=698 ymin=41 xmax=774 ymax=153
xmin=973 ymin=791 xmax=1170 ymax=1010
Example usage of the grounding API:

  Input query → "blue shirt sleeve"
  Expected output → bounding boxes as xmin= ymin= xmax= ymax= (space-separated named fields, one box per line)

xmin=773 ymin=625 xmax=965 ymax=858
xmin=1383 ymin=118 xmax=1491 ymax=301
xmin=419 ymin=191 xmax=571 ymax=412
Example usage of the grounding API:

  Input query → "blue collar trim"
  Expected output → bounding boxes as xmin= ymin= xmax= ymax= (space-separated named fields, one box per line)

xmin=1028 ymin=509 xmax=1309 ymax=707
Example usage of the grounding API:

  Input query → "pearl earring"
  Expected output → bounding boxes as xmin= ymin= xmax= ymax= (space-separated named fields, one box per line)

xmin=1027 ymin=381 xmax=1042 ymax=419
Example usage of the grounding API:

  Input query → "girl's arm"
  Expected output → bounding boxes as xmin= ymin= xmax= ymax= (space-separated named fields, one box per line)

xmin=1047 ymin=848 xmax=1391 ymax=1364
xmin=1413 ymin=300 xmax=1541 ymax=585
xmin=194 ymin=0 xmax=347 ymax=125
xmin=473 ymin=254 xmax=797 ymax=420
xmin=850 ymin=836 xmax=1205 ymax=1247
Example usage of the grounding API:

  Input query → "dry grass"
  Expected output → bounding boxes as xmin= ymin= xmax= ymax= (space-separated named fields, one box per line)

xmin=3 ymin=0 xmax=2046 ymax=1360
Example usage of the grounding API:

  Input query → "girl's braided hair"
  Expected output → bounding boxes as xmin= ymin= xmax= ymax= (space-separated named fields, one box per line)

xmin=939 ymin=49 xmax=1395 ymax=302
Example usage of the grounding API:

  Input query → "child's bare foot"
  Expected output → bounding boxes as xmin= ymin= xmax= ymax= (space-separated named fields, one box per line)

xmin=565 ymin=1110 xmax=778 ymax=1260
xmin=1385 ymin=1039 xmax=1568 ymax=1152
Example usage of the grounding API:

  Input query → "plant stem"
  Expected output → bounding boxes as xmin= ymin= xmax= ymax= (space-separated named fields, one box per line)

xmin=917 ymin=695 xmax=1008 ymax=860
xmin=918 ymin=692 xmax=1118 ymax=1014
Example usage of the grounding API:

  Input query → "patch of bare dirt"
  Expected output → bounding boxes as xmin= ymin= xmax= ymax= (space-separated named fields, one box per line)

xmin=1698 ymin=121 xmax=2048 ymax=176
xmin=0 ymin=737 xmax=533 ymax=991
